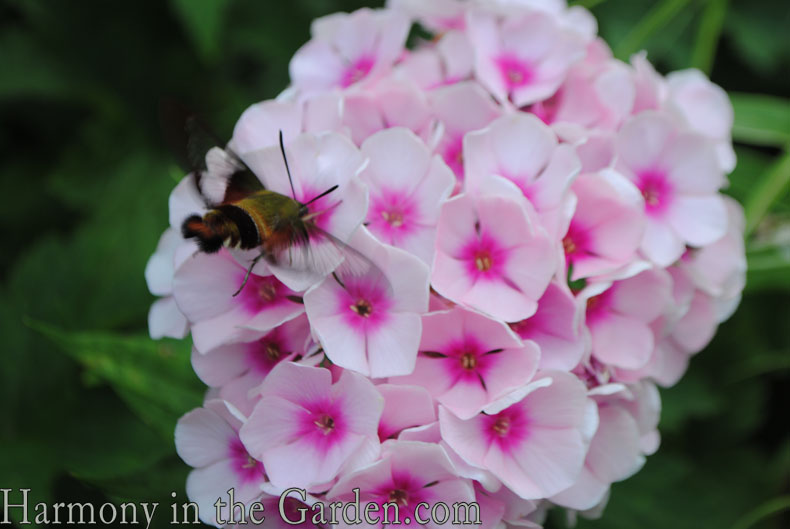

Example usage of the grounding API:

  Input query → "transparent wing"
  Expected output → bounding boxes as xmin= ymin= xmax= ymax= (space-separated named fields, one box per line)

xmin=159 ymin=99 xmax=262 ymax=207
xmin=266 ymin=222 xmax=388 ymax=292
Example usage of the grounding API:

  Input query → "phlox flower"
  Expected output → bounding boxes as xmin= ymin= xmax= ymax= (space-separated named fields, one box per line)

xmin=530 ymin=39 xmax=636 ymax=131
xmin=477 ymin=483 xmax=544 ymax=529
xmin=394 ymin=307 xmax=540 ymax=419
xmin=440 ymin=371 xmax=595 ymax=499
xmin=175 ymin=400 xmax=266 ymax=527
xmin=621 ymin=380 xmax=662 ymax=455
xmin=615 ymin=111 xmax=728 ymax=266
xmin=509 ymin=281 xmax=586 ymax=371
xmin=377 ymin=384 xmax=436 ymax=441
xmin=231 ymin=99 xmax=303 ymax=155
xmin=173 ymin=251 xmax=304 ymax=354
xmin=619 ymin=267 xmax=719 ymax=387
xmin=190 ymin=315 xmax=314 ymax=416
xmin=360 ymin=127 xmax=455 ymax=264
xmin=151 ymin=2 xmax=749 ymax=521
xmin=463 ymin=112 xmax=581 ymax=237
xmin=629 ymin=51 xmax=666 ymax=115
xmin=327 ymin=440 xmax=476 ymax=529
xmin=469 ymin=486 xmax=507 ymax=529
xmin=430 ymin=81 xmax=502 ymax=182
xmin=387 ymin=0 xmax=468 ymax=32
xmin=432 ymin=192 xmax=556 ymax=322
xmin=145 ymin=228 xmax=191 ymax=339
xmin=579 ymin=267 xmax=672 ymax=371
xmin=251 ymin=492 xmax=326 ymax=529
xmin=551 ymin=396 xmax=645 ymax=510
xmin=680 ymin=196 xmax=746 ymax=303
xmin=305 ymin=227 xmax=430 ymax=378
xmin=240 ymin=362 xmax=383 ymax=490
xmin=666 ymin=69 xmax=736 ymax=173
xmin=393 ymin=421 xmax=503 ymax=493
xmin=290 ymin=8 xmax=409 ymax=93
xmin=334 ymin=78 xmax=437 ymax=146
xmin=562 ymin=169 xmax=646 ymax=280
xmin=466 ymin=6 xmax=586 ymax=107
xmin=396 ymin=31 xmax=474 ymax=89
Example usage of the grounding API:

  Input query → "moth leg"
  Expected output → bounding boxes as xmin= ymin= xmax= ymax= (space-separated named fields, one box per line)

xmin=232 ymin=252 xmax=266 ymax=297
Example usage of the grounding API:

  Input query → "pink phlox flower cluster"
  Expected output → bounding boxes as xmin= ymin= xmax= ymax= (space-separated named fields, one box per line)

xmin=147 ymin=0 xmax=746 ymax=526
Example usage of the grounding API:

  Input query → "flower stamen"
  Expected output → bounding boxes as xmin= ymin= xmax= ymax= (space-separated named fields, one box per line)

xmin=388 ymin=489 xmax=409 ymax=507
xmin=492 ymin=416 xmax=511 ymax=437
xmin=381 ymin=210 xmax=404 ymax=228
xmin=350 ymin=299 xmax=373 ymax=317
xmin=259 ymin=282 xmax=277 ymax=302
xmin=475 ymin=251 xmax=493 ymax=272
xmin=460 ymin=352 xmax=477 ymax=370
xmin=314 ymin=414 xmax=335 ymax=435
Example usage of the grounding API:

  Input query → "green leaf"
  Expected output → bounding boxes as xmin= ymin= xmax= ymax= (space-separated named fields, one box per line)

xmin=731 ymin=495 xmax=790 ymax=529
xmin=726 ymin=146 xmax=773 ymax=204
xmin=0 ymin=439 xmax=60 ymax=527
xmin=658 ymin=369 xmax=722 ymax=433
xmin=0 ymin=29 xmax=119 ymax=116
xmin=60 ymin=394 xmax=175 ymax=481
xmin=569 ymin=0 xmax=611 ymax=8
xmin=730 ymin=93 xmax=790 ymax=147
xmin=723 ymin=0 xmax=790 ymax=76
xmin=29 ymin=322 xmax=203 ymax=439
xmin=169 ymin=0 xmax=232 ymax=63
xmin=743 ymin=151 xmax=790 ymax=236
xmin=84 ymin=456 xmax=190 ymax=505
xmin=690 ymin=0 xmax=729 ymax=74
xmin=614 ymin=0 xmax=693 ymax=60
xmin=746 ymin=240 xmax=790 ymax=292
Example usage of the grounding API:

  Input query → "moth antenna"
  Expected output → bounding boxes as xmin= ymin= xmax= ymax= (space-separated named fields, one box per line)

xmin=279 ymin=130 xmax=297 ymax=201
xmin=332 ymin=271 xmax=346 ymax=289
xmin=303 ymin=185 xmax=339 ymax=208
xmin=232 ymin=253 xmax=265 ymax=297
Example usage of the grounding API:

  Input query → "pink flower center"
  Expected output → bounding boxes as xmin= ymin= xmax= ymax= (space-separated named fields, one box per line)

xmin=563 ymin=222 xmax=591 ymax=262
xmin=246 ymin=331 xmax=290 ymax=375
xmin=509 ymin=319 xmax=532 ymax=338
xmin=373 ymin=474 xmax=429 ymax=523
xmin=563 ymin=236 xmax=577 ymax=255
xmin=382 ymin=209 xmax=404 ymax=228
xmin=530 ymin=89 xmax=562 ymax=124
xmin=388 ymin=489 xmax=410 ymax=507
xmin=637 ymin=169 xmax=673 ymax=216
xmin=424 ymin=335 xmax=502 ymax=388
xmin=313 ymin=413 xmax=336 ymax=435
xmin=339 ymin=277 xmax=392 ymax=334
xmin=341 ymin=56 xmax=375 ymax=87
xmin=368 ymin=189 xmax=419 ymax=244
xmin=585 ymin=289 xmax=612 ymax=324
xmin=573 ymin=357 xmax=611 ymax=389
xmin=484 ymin=407 xmax=531 ymax=451
xmin=474 ymin=250 xmax=493 ymax=272
xmin=460 ymin=230 xmax=508 ymax=280
xmin=228 ymin=438 xmax=265 ymax=484
xmin=491 ymin=416 xmax=511 ymax=436
xmin=350 ymin=298 xmax=373 ymax=318
xmin=441 ymin=135 xmax=465 ymax=178
xmin=239 ymin=275 xmax=296 ymax=314
xmin=299 ymin=185 xmax=340 ymax=230
xmin=299 ymin=401 xmax=347 ymax=453
xmin=460 ymin=351 xmax=477 ymax=370
xmin=495 ymin=55 xmax=534 ymax=90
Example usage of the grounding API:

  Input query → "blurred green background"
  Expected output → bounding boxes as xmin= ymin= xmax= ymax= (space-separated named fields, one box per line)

xmin=0 ymin=0 xmax=787 ymax=528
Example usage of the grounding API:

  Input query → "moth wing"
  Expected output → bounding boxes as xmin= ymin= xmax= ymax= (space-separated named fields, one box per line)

xmin=265 ymin=223 xmax=386 ymax=292
xmin=159 ymin=99 xmax=263 ymax=207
